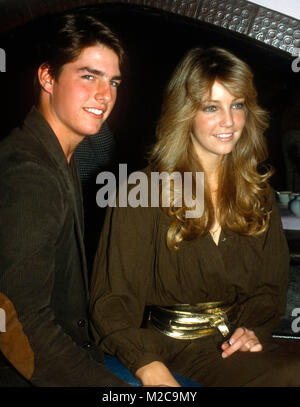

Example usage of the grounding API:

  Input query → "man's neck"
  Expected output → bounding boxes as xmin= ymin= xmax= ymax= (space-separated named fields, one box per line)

xmin=38 ymin=104 xmax=83 ymax=163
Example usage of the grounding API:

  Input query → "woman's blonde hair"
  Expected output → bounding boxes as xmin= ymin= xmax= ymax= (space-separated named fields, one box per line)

xmin=149 ymin=47 xmax=273 ymax=250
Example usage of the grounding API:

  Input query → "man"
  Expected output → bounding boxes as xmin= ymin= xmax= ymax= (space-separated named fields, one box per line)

xmin=0 ymin=11 xmax=128 ymax=386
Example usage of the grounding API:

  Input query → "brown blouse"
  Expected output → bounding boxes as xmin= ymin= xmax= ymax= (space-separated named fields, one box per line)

xmin=89 ymin=178 xmax=290 ymax=377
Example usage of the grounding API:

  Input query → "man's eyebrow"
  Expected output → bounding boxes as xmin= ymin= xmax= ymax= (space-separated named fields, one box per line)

xmin=78 ymin=66 xmax=122 ymax=80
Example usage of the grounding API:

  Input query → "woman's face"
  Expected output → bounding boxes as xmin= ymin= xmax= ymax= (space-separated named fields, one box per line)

xmin=191 ymin=80 xmax=246 ymax=166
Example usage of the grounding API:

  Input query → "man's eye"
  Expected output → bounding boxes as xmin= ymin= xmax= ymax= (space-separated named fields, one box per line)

xmin=82 ymin=75 xmax=94 ymax=80
xmin=203 ymin=105 xmax=216 ymax=112
xmin=110 ymin=80 xmax=120 ymax=88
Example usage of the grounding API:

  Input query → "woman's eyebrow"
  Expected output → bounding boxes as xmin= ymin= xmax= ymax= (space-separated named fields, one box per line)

xmin=203 ymin=97 xmax=244 ymax=103
xmin=202 ymin=99 xmax=219 ymax=103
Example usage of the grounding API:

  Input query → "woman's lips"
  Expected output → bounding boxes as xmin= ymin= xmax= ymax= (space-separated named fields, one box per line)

xmin=213 ymin=133 xmax=233 ymax=141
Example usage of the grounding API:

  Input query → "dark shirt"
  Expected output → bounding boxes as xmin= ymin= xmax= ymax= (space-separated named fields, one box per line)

xmin=74 ymin=122 xmax=117 ymax=277
xmin=90 ymin=167 xmax=290 ymax=376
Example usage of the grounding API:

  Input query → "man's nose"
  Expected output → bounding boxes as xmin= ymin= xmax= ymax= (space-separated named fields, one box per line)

xmin=95 ymin=81 xmax=112 ymax=103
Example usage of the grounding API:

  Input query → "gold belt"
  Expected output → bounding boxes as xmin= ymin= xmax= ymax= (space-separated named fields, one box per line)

xmin=149 ymin=301 xmax=238 ymax=340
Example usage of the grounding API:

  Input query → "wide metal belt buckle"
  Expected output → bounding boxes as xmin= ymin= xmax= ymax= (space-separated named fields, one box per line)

xmin=207 ymin=314 xmax=230 ymax=338
xmin=149 ymin=307 xmax=232 ymax=339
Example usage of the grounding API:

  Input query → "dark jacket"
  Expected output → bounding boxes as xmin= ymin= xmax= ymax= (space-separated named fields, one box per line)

xmin=0 ymin=107 xmax=127 ymax=386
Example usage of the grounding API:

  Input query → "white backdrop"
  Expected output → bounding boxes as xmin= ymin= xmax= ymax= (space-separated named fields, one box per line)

xmin=249 ymin=0 xmax=300 ymax=20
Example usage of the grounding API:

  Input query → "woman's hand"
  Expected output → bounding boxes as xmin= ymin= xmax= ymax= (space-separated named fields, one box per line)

xmin=135 ymin=361 xmax=181 ymax=387
xmin=221 ymin=327 xmax=262 ymax=358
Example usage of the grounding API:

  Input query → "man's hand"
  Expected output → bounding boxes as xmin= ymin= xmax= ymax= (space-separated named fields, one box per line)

xmin=221 ymin=327 xmax=262 ymax=358
xmin=135 ymin=361 xmax=181 ymax=387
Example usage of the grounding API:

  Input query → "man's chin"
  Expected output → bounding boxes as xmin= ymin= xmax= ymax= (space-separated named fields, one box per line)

xmin=84 ymin=124 xmax=104 ymax=137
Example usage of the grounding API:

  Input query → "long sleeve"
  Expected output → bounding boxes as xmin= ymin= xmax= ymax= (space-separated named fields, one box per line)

xmin=235 ymin=195 xmax=290 ymax=344
xmin=90 ymin=203 xmax=169 ymax=374
xmin=90 ymin=183 xmax=291 ymax=373
xmin=0 ymin=161 xmax=127 ymax=387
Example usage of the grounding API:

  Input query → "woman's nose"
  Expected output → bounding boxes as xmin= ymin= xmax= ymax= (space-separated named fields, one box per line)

xmin=220 ymin=108 xmax=234 ymax=127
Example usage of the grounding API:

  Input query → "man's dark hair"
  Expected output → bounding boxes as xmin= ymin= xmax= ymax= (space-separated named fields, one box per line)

xmin=34 ymin=11 xmax=125 ymax=97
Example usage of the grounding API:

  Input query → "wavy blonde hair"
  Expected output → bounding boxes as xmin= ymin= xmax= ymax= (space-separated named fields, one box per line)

xmin=149 ymin=47 xmax=273 ymax=250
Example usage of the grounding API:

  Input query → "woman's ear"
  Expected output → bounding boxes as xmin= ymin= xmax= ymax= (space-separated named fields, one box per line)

xmin=37 ymin=64 xmax=54 ymax=94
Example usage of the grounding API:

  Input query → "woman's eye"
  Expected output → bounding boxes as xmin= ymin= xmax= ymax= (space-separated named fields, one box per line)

xmin=203 ymin=105 xmax=216 ymax=112
xmin=232 ymin=102 xmax=244 ymax=109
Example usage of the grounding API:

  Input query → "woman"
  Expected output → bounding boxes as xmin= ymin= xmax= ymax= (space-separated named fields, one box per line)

xmin=90 ymin=47 xmax=300 ymax=386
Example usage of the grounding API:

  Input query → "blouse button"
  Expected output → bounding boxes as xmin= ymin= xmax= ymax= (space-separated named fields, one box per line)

xmin=77 ymin=319 xmax=86 ymax=328
xmin=221 ymin=237 xmax=227 ymax=243
xmin=81 ymin=341 xmax=92 ymax=349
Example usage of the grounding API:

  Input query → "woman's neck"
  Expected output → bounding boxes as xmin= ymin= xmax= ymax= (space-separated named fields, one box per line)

xmin=202 ymin=159 xmax=221 ymax=242
xmin=198 ymin=155 xmax=221 ymax=187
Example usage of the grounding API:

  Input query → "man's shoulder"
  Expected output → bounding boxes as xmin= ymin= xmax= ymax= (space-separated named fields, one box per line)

xmin=0 ymin=126 xmax=52 ymax=174
xmin=0 ymin=108 xmax=63 ymax=178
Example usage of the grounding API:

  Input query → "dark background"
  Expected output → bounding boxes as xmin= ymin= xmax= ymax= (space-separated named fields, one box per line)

xmin=0 ymin=2 xmax=299 ymax=188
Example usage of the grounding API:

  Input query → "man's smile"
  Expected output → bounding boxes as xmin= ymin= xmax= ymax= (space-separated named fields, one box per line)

xmin=83 ymin=107 xmax=105 ymax=117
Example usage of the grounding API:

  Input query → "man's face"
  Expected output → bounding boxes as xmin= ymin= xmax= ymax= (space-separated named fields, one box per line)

xmin=46 ymin=44 xmax=121 ymax=142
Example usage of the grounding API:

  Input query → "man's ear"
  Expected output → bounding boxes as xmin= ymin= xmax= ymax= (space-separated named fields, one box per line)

xmin=38 ymin=64 xmax=54 ymax=94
